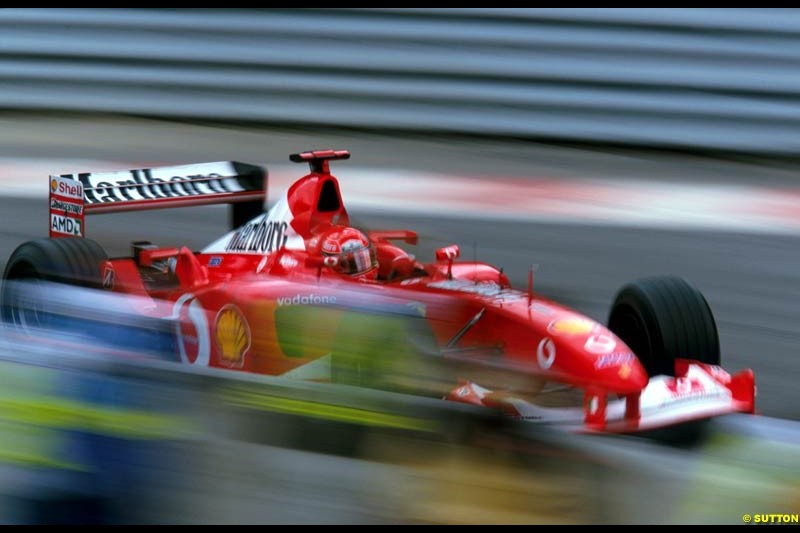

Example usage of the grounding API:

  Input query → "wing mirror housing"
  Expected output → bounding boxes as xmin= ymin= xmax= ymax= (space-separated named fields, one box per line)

xmin=435 ymin=245 xmax=460 ymax=261
xmin=435 ymin=244 xmax=459 ymax=279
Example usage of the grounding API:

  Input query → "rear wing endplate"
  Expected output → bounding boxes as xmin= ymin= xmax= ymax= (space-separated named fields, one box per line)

xmin=49 ymin=161 xmax=265 ymax=238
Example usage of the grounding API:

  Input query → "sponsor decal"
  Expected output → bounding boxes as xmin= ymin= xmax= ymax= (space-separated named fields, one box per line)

xmin=73 ymin=162 xmax=244 ymax=205
xmin=102 ymin=265 xmax=115 ymax=289
xmin=172 ymin=294 xmax=210 ymax=366
xmin=618 ymin=364 xmax=632 ymax=380
xmin=49 ymin=197 xmax=84 ymax=216
xmin=277 ymin=294 xmax=337 ymax=306
xmin=666 ymin=376 xmax=705 ymax=396
xmin=50 ymin=213 xmax=83 ymax=236
xmin=51 ymin=175 xmax=84 ymax=200
xmin=214 ymin=305 xmax=251 ymax=368
xmin=659 ymin=370 xmax=728 ymax=406
xmin=427 ymin=279 xmax=527 ymax=303
xmin=536 ymin=337 xmax=556 ymax=369
xmin=594 ymin=351 xmax=635 ymax=369
xmin=203 ymin=190 xmax=305 ymax=255
xmin=225 ymin=216 xmax=289 ymax=254
xmin=279 ymin=255 xmax=298 ymax=269
xmin=584 ymin=334 xmax=616 ymax=354
xmin=547 ymin=317 xmax=595 ymax=336
xmin=208 ymin=256 xmax=222 ymax=267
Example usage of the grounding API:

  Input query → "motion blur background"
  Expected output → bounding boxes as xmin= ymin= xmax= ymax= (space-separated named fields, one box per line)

xmin=0 ymin=8 xmax=799 ymax=524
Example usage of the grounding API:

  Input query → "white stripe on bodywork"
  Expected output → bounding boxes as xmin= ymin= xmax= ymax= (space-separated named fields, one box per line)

xmin=202 ymin=190 xmax=305 ymax=254
xmin=172 ymin=293 xmax=210 ymax=367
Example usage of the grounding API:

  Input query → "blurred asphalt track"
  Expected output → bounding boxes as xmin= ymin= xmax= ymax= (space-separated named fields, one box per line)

xmin=0 ymin=114 xmax=799 ymax=421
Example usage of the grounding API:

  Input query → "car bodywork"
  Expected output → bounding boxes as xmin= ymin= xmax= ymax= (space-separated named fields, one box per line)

xmin=6 ymin=150 xmax=756 ymax=434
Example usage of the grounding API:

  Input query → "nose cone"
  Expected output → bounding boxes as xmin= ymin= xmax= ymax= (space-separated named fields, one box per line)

xmin=583 ymin=332 xmax=648 ymax=393
xmin=543 ymin=319 xmax=649 ymax=394
xmin=592 ymin=349 xmax=649 ymax=393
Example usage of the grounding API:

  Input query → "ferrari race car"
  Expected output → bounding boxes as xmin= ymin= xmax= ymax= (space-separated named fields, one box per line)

xmin=0 ymin=149 xmax=755 ymax=434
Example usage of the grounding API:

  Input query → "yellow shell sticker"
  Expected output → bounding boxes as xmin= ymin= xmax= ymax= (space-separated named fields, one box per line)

xmin=215 ymin=305 xmax=251 ymax=367
xmin=50 ymin=178 xmax=58 ymax=193
xmin=547 ymin=317 xmax=595 ymax=336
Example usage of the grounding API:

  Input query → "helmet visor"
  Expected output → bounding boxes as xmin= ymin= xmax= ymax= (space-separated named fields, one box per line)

xmin=338 ymin=245 xmax=377 ymax=276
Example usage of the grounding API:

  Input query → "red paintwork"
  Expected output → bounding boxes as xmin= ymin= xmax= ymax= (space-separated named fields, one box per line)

xmin=71 ymin=150 xmax=753 ymax=432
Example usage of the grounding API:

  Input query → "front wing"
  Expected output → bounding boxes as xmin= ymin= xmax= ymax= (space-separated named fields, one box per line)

xmin=446 ymin=359 xmax=756 ymax=433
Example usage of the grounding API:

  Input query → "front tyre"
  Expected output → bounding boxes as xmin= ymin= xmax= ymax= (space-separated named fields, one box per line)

xmin=607 ymin=276 xmax=719 ymax=378
xmin=608 ymin=276 xmax=720 ymax=445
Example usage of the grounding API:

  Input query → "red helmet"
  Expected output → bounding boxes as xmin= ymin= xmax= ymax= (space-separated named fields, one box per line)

xmin=319 ymin=226 xmax=377 ymax=279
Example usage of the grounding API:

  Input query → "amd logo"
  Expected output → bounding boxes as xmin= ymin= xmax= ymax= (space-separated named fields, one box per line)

xmin=51 ymin=213 xmax=82 ymax=236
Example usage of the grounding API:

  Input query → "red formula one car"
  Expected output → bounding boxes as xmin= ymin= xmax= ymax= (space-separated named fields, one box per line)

xmin=1 ymin=150 xmax=755 ymax=434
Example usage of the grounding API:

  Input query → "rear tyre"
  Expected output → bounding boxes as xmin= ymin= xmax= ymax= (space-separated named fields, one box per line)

xmin=1 ymin=238 xmax=108 ymax=326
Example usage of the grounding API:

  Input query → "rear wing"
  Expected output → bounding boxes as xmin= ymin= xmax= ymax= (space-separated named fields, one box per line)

xmin=49 ymin=161 xmax=265 ymax=238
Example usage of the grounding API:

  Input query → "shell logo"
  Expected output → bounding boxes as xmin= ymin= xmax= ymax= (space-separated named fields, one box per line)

xmin=547 ymin=317 xmax=595 ymax=336
xmin=215 ymin=305 xmax=251 ymax=367
xmin=50 ymin=178 xmax=58 ymax=193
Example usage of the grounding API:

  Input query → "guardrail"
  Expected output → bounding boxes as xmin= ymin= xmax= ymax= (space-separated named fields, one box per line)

xmin=2 ymin=8 xmax=800 ymax=155
xmin=0 ymin=329 xmax=798 ymax=523
xmin=0 ymin=336 xmax=600 ymax=523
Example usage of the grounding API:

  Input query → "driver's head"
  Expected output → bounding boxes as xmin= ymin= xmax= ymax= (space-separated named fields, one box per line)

xmin=319 ymin=226 xmax=378 ymax=280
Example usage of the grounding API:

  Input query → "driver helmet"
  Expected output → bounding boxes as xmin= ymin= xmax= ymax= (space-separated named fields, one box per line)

xmin=319 ymin=226 xmax=378 ymax=280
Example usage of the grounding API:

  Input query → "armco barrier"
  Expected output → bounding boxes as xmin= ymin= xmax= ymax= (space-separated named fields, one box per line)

xmin=2 ymin=9 xmax=800 ymax=154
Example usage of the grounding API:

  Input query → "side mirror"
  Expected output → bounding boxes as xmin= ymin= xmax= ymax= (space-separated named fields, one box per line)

xmin=435 ymin=245 xmax=460 ymax=261
xmin=435 ymin=244 xmax=459 ymax=280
